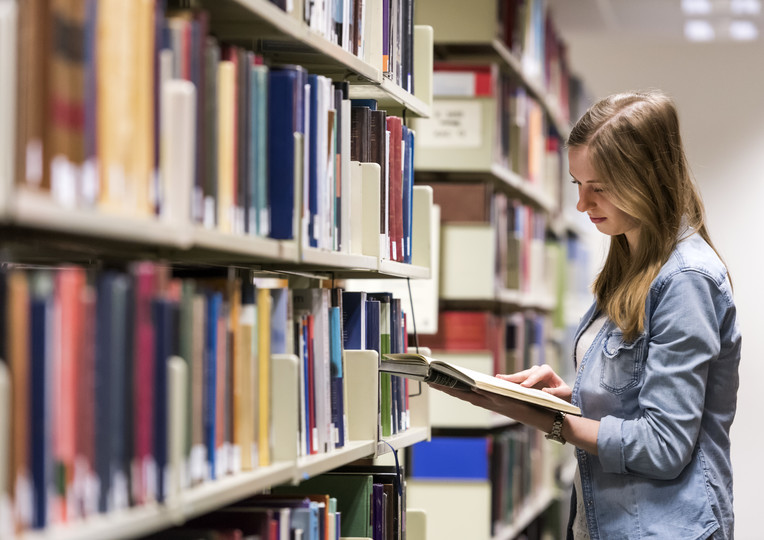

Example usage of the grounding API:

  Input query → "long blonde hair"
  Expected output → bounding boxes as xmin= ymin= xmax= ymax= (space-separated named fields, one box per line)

xmin=567 ymin=90 xmax=719 ymax=341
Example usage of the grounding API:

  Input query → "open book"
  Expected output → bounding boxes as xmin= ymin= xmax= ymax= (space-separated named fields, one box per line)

xmin=381 ymin=353 xmax=581 ymax=416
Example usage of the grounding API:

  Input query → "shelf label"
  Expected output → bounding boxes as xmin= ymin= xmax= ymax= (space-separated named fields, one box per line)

xmin=418 ymin=100 xmax=483 ymax=148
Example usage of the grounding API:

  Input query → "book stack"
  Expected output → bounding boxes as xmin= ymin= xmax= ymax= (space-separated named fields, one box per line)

xmin=8 ymin=1 xmax=419 ymax=263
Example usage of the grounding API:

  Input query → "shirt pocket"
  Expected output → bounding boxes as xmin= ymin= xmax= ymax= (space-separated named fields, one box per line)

xmin=600 ymin=330 xmax=646 ymax=394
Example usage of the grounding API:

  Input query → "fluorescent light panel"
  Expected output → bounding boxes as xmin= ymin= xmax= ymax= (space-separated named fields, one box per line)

xmin=684 ymin=19 xmax=716 ymax=41
xmin=681 ymin=0 xmax=712 ymax=15
xmin=729 ymin=19 xmax=759 ymax=39
xmin=730 ymin=0 xmax=761 ymax=15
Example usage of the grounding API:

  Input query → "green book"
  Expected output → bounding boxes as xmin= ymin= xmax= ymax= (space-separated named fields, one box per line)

xmin=273 ymin=473 xmax=373 ymax=538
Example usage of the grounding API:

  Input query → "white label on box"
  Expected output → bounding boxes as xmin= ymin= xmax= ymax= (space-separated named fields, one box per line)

xmin=418 ymin=100 xmax=483 ymax=148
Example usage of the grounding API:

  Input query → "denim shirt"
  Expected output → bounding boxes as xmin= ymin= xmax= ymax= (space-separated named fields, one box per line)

xmin=570 ymin=232 xmax=741 ymax=539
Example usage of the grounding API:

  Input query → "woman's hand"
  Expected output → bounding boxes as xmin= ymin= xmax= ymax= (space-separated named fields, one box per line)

xmin=499 ymin=364 xmax=572 ymax=402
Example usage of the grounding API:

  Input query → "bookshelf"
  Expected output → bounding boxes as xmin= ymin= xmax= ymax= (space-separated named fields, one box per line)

xmin=405 ymin=0 xmax=592 ymax=538
xmin=1 ymin=0 xmax=435 ymax=539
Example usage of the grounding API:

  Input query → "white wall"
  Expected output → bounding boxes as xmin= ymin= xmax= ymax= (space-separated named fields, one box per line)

xmin=563 ymin=37 xmax=764 ymax=539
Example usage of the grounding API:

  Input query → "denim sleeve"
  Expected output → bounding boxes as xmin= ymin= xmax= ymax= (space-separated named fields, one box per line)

xmin=597 ymin=269 xmax=724 ymax=479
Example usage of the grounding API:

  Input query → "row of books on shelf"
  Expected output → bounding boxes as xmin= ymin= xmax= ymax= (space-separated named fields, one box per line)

xmin=144 ymin=464 xmax=406 ymax=540
xmin=0 ymin=264 xmax=414 ymax=535
xmin=4 ymin=0 xmax=418 ymax=262
xmin=416 ymin=0 xmax=572 ymax=125
xmin=415 ymin=62 xmax=563 ymax=209
xmin=417 ymin=310 xmax=558 ymax=387
xmin=425 ymin=181 xmax=560 ymax=303
xmin=266 ymin=0 xmax=415 ymax=93
xmin=407 ymin=425 xmax=554 ymax=538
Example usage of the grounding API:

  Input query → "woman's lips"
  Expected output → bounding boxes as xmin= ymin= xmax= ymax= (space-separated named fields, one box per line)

xmin=590 ymin=216 xmax=606 ymax=224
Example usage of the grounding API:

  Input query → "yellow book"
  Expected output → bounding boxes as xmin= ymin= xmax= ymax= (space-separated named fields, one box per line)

xmin=236 ymin=305 xmax=256 ymax=471
xmin=217 ymin=61 xmax=235 ymax=233
xmin=131 ymin=0 xmax=155 ymax=216
xmin=256 ymin=288 xmax=272 ymax=466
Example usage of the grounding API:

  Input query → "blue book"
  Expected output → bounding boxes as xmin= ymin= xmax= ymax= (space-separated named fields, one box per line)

xmin=29 ymin=273 xmax=53 ymax=528
xmin=205 ymin=291 xmax=222 ymax=479
xmin=109 ymin=274 xmax=131 ymax=509
xmin=365 ymin=299 xmax=380 ymax=355
xmin=410 ymin=437 xmax=491 ymax=480
xmin=350 ymin=98 xmax=377 ymax=110
xmin=268 ymin=67 xmax=305 ymax=239
xmin=152 ymin=297 xmax=175 ymax=502
xmin=372 ymin=483 xmax=384 ymax=540
xmin=341 ymin=291 xmax=366 ymax=350
xmin=270 ymin=287 xmax=289 ymax=355
xmin=291 ymin=501 xmax=320 ymax=540
xmin=329 ymin=306 xmax=345 ymax=448
xmin=94 ymin=272 xmax=115 ymax=514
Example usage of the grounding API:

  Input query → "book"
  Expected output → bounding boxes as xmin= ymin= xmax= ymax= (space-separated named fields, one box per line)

xmin=380 ymin=352 xmax=581 ymax=416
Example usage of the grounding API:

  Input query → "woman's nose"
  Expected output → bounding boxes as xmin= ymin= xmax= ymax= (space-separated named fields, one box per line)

xmin=576 ymin=189 xmax=591 ymax=213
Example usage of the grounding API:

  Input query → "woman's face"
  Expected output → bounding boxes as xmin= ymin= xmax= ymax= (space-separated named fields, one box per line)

xmin=569 ymin=145 xmax=641 ymax=249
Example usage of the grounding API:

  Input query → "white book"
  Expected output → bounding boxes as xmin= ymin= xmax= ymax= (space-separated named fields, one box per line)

xmin=161 ymin=78 xmax=196 ymax=226
xmin=0 ymin=0 xmax=18 ymax=213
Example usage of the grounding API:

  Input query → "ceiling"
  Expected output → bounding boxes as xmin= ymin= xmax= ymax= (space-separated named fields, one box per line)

xmin=546 ymin=0 xmax=764 ymax=42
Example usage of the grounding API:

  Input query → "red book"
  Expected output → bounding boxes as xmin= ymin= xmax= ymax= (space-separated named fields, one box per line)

xmin=419 ymin=311 xmax=507 ymax=374
xmin=131 ymin=262 xmax=156 ymax=503
xmin=386 ymin=116 xmax=403 ymax=261
xmin=432 ymin=63 xmax=497 ymax=97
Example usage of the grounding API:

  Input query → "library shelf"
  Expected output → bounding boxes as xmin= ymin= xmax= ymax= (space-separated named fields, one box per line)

xmin=4 ymin=189 xmax=186 ymax=249
xmin=377 ymin=259 xmax=431 ymax=280
xmin=19 ymin=500 xmax=186 ymax=540
xmin=441 ymin=290 xmax=556 ymax=314
xmin=201 ymin=0 xmax=380 ymax=81
xmin=492 ymin=487 xmax=557 ymax=540
xmin=349 ymin=79 xmax=431 ymax=118
xmin=295 ymin=440 xmax=378 ymax=482
xmin=190 ymin=226 xmax=287 ymax=262
xmin=199 ymin=0 xmax=432 ymax=118
xmin=377 ymin=425 xmax=431 ymax=456
xmin=428 ymin=38 xmax=570 ymax=139
xmin=415 ymin=164 xmax=555 ymax=214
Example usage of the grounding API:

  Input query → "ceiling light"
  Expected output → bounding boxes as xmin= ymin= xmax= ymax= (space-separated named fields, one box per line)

xmin=730 ymin=0 xmax=761 ymax=15
xmin=684 ymin=19 xmax=716 ymax=41
xmin=681 ymin=0 xmax=713 ymax=15
xmin=729 ymin=19 xmax=759 ymax=40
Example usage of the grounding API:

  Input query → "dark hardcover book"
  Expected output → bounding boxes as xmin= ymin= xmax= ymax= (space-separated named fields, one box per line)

xmin=350 ymin=98 xmax=377 ymax=110
xmin=268 ymin=66 xmax=306 ymax=239
xmin=372 ymin=483 xmax=384 ymax=540
xmin=30 ymin=274 xmax=53 ymax=528
xmin=205 ymin=291 xmax=222 ymax=479
xmin=350 ymin=105 xmax=371 ymax=163
xmin=153 ymin=297 xmax=176 ymax=502
xmin=109 ymin=274 xmax=131 ymax=509
xmin=94 ymin=272 xmax=115 ymax=514
xmin=341 ymin=291 xmax=366 ymax=350
xmin=382 ymin=0 xmax=390 ymax=76
xmin=203 ymin=37 xmax=220 ymax=226
xmin=365 ymin=299 xmax=381 ymax=356
xmin=369 ymin=110 xmax=388 ymax=240
xmin=403 ymin=0 xmax=414 ymax=92
xmin=191 ymin=10 xmax=209 ymax=224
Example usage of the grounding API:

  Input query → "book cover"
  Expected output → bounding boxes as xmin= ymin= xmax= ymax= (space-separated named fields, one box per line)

xmin=236 ymin=280 xmax=256 ymax=471
xmin=273 ymin=474 xmax=373 ymax=538
xmin=341 ymin=291 xmax=366 ymax=350
xmin=204 ymin=290 xmax=221 ymax=480
xmin=152 ymin=297 xmax=176 ymax=502
xmin=268 ymin=66 xmax=305 ymax=239
xmin=367 ymin=293 xmax=392 ymax=437
xmin=256 ymin=288 xmax=272 ymax=466
xmin=410 ymin=436 xmax=491 ymax=480
xmin=381 ymin=352 xmax=581 ymax=415
xmin=329 ymin=304 xmax=345 ymax=448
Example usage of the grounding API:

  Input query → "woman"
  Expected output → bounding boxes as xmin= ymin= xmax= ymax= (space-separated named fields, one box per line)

xmin=434 ymin=90 xmax=741 ymax=539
